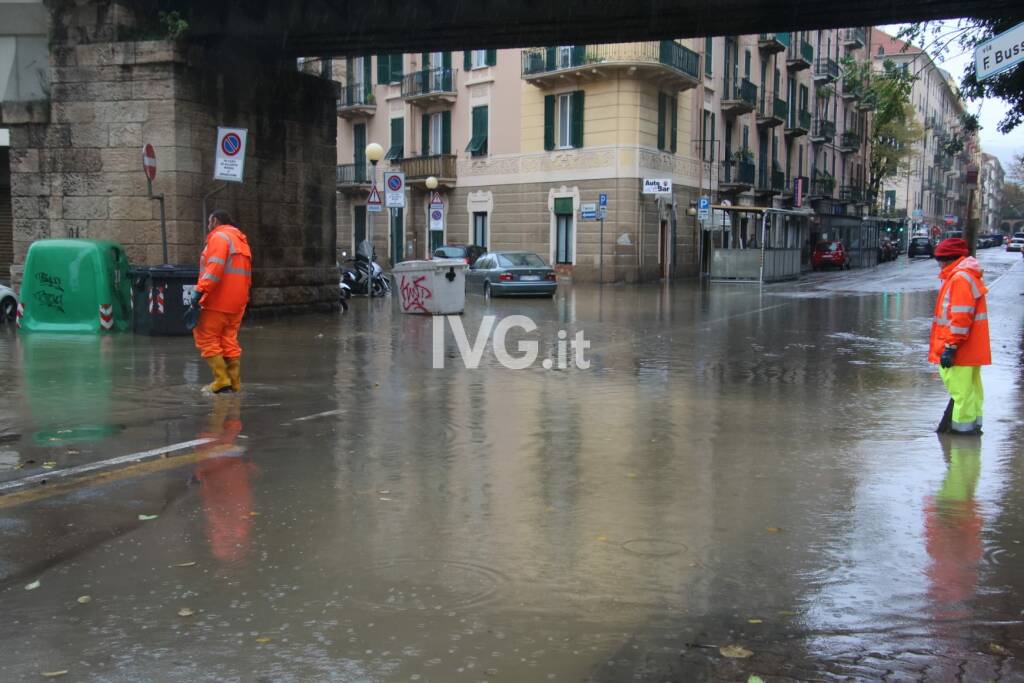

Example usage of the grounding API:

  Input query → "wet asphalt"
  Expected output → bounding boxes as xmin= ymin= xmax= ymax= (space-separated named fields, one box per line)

xmin=0 ymin=250 xmax=1023 ymax=682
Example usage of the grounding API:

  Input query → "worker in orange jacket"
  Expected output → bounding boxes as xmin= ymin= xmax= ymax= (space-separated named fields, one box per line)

xmin=191 ymin=209 xmax=252 ymax=394
xmin=929 ymin=238 xmax=990 ymax=435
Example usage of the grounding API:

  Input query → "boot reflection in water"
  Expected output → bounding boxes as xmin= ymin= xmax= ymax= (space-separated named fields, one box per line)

xmin=193 ymin=395 xmax=256 ymax=565
xmin=925 ymin=436 xmax=983 ymax=620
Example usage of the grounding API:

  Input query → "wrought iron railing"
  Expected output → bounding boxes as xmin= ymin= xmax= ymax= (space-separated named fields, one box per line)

xmin=521 ymin=41 xmax=700 ymax=80
xmin=722 ymin=159 xmax=756 ymax=185
xmin=812 ymin=119 xmax=835 ymax=140
xmin=402 ymin=67 xmax=455 ymax=98
xmin=339 ymin=83 xmax=374 ymax=108
xmin=396 ymin=154 xmax=457 ymax=180
xmin=814 ymin=58 xmax=839 ymax=81
xmin=336 ymin=163 xmax=373 ymax=185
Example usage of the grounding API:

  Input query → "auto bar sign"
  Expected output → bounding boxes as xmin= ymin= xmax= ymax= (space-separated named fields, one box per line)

xmin=642 ymin=178 xmax=672 ymax=194
xmin=975 ymin=21 xmax=1024 ymax=81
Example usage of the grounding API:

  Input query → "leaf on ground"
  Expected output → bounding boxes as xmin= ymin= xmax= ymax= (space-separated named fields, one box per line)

xmin=989 ymin=643 xmax=1011 ymax=656
xmin=255 ymin=636 xmax=272 ymax=644
xmin=41 ymin=671 xmax=68 ymax=678
xmin=777 ymin=610 xmax=798 ymax=617
xmin=765 ymin=527 xmax=781 ymax=533
xmin=172 ymin=561 xmax=197 ymax=568
xmin=595 ymin=535 xmax=608 ymax=542
xmin=748 ymin=676 xmax=765 ymax=683
xmin=747 ymin=618 xmax=763 ymax=624
xmin=719 ymin=644 xmax=754 ymax=659
xmin=249 ymin=512 xmax=260 ymax=517
xmin=138 ymin=514 xmax=158 ymax=521
xmin=77 ymin=595 xmax=92 ymax=604
xmin=177 ymin=607 xmax=195 ymax=617
xmin=42 ymin=462 xmax=57 ymax=470
xmin=25 ymin=580 xmax=40 ymax=591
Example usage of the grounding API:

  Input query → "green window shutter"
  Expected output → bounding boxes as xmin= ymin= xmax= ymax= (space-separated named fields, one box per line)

xmin=390 ymin=53 xmax=403 ymax=82
xmin=709 ymin=112 xmax=715 ymax=160
xmin=385 ymin=117 xmax=404 ymax=160
xmin=422 ymin=114 xmax=430 ymax=156
xmin=704 ymin=37 xmax=712 ymax=76
xmin=571 ymin=90 xmax=584 ymax=148
xmin=486 ymin=49 xmax=497 ymax=66
xmin=421 ymin=52 xmax=430 ymax=73
xmin=571 ymin=45 xmax=585 ymax=66
xmin=347 ymin=58 xmax=354 ymax=85
xmin=545 ymin=47 xmax=556 ymax=70
xmin=443 ymin=52 xmax=452 ymax=69
xmin=441 ymin=110 xmax=451 ymax=155
xmin=467 ymin=105 xmax=488 ymax=155
xmin=464 ymin=50 xmax=472 ymax=70
xmin=377 ymin=54 xmax=388 ymax=84
xmin=544 ymin=94 xmax=555 ymax=151
xmin=670 ymin=97 xmax=678 ymax=154
xmin=554 ymin=197 xmax=573 ymax=214
xmin=657 ymin=93 xmax=666 ymax=151
xmin=363 ymin=57 xmax=373 ymax=95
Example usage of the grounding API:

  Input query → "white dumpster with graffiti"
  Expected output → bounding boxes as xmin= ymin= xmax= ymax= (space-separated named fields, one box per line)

xmin=392 ymin=259 xmax=467 ymax=315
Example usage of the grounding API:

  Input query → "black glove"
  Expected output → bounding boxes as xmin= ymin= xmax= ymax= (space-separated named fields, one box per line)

xmin=940 ymin=346 xmax=956 ymax=369
xmin=188 ymin=289 xmax=202 ymax=308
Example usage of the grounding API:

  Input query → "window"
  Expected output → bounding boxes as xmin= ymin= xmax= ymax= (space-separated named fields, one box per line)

xmin=705 ymin=37 xmax=713 ymax=76
xmin=377 ymin=53 xmax=403 ymax=84
xmin=353 ymin=205 xmax=366 ymax=248
xmin=385 ymin=118 xmax=404 ymax=160
xmin=422 ymin=111 xmax=451 ymax=155
xmin=473 ymin=212 xmax=488 ymax=248
xmin=430 ymin=113 xmax=443 ymax=154
xmin=466 ymin=105 xmax=488 ymax=156
xmin=799 ymin=84 xmax=809 ymax=112
xmin=558 ymin=46 xmax=574 ymax=68
xmin=555 ymin=213 xmax=574 ymax=264
xmin=545 ymin=92 xmax=584 ymax=150
xmin=657 ymin=94 xmax=678 ymax=153
xmin=499 ymin=253 xmax=546 ymax=267
xmin=744 ymin=50 xmax=751 ymax=78
xmin=464 ymin=49 xmax=497 ymax=69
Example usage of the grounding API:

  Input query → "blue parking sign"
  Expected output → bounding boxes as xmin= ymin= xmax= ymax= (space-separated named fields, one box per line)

xmin=599 ymin=193 xmax=608 ymax=207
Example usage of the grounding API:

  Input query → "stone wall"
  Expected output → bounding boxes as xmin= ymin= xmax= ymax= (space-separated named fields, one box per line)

xmin=9 ymin=2 xmax=339 ymax=310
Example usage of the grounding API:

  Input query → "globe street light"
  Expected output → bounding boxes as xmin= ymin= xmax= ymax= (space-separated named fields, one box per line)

xmin=364 ymin=143 xmax=384 ymax=294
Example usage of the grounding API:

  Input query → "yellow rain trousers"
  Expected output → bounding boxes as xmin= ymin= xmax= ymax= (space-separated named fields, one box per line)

xmin=938 ymin=366 xmax=984 ymax=434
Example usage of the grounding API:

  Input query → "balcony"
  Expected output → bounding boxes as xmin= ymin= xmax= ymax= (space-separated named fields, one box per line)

xmin=758 ymin=33 xmax=790 ymax=54
xmin=809 ymin=118 xmax=835 ymax=143
xmin=401 ymin=67 xmax=457 ymax=104
xmin=787 ymin=41 xmax=813 ymax=71
xmin=721 ymin=78 xmax=757 ymax=117
xmin=521 ymin=41 xmax=700 ymax=91
xmin=839 ymin=185 xmax=863 ymax=203
xmin=840 ymin=78 xmax=861 ymax=101
xmin=757 ymin=95 xmax=788 ymax=128
xmin=842 ymin=28 xmax=866 ymax=49
xmin=720 ymin=159 xmax=756 ymax=191
xmin=809 ymin=176 xmax=835 ymax=198
xmin=337 ymin=84 xmax=376 ymax=119
xmin=813 ymin=58 xmax=839 ymax=83
xmin=336 ymin=163 xmax=373 ymax=193
xmin=755 ymin=168 xmax=786 ymax=195
xmin=784 ymin=109 xmax=811 ymax=138
xmin=839 ymin=131 xmax=861 ymax=152
xmin=395 ymin=154 xmax=457 ymax=187
xmin=878 ymin=207 xmax=907 ymax=220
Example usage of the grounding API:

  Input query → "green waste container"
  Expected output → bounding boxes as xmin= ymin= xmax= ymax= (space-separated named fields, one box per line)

xmin=18 ymin=239 xmax=131 ymax=334
xmin=130 ymin=266 xmax=199 ymax=336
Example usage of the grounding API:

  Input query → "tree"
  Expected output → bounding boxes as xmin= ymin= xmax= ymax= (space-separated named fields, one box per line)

xmin=1004 ymin=181 xmax=1024 ymax=221
xmin=841 ymin=57 xmax=922 ymax=212
xmin=899 ymin=20 xmax=1024 ymax=134
xmin=1009 ymin=152 xmax=1024 ymax=183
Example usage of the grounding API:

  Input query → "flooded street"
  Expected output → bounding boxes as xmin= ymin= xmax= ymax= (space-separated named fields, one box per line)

xmin=1 ymin=250 xmax=1023 ymax=681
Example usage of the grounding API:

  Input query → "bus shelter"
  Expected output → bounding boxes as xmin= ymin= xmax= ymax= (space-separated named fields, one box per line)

xmin=700 ymin=206 xmax=811 ymax=283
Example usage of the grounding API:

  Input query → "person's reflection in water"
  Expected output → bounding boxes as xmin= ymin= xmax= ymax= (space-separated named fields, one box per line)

xmin=192 ymin=395 xmax=255 ymax=566
xmin=925 ymin=436 xmax=983 ymax=621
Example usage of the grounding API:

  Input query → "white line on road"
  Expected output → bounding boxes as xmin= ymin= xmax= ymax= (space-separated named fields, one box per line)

xmin=286 ymin=409 xmax=346 ymax=424
xmin=0 ymin=438 xmax=215 ymax=495
xmin=699 ymin=303 xmax=792 ymax=330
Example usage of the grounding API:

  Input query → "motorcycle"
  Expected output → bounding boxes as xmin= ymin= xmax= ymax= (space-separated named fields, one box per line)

xmin=341 ymin=240 xmax=391 ymax=298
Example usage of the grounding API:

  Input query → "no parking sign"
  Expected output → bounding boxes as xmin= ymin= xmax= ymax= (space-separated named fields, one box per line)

xmin=384 ymin=171 xmax=405 ymax=208
xmin=429 ymin=207 xmax=444 ymax=231
xmin=214 ymin=127 xmax=247 ymax=182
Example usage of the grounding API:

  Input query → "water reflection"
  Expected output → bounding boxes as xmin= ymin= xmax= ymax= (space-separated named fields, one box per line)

xmin=193 ymin=395 xmax=254 ymax=566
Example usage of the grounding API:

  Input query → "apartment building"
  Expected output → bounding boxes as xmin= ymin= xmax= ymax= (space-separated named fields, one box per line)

xmin=331 ymin=28 xmax=872 ymax=282
xmin=873 ymin=29 xmax=978 ymax=237
xmin=978 ymin=153 xmax=1004 ymax=235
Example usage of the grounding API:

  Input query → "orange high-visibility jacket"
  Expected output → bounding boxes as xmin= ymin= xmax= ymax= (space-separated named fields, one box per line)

xmin=197 ymin=225 xmax=252 ymax=314
xmin=928 ymin=256 xmax=991 ymax=366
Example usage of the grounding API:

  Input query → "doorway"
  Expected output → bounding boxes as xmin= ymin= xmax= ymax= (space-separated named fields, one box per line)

xmin=390 ymin=208 xmax=404 ymax=265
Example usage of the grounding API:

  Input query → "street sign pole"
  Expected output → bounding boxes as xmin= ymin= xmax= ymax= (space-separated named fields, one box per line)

xmin=142 ymin=144 xmax=168 ymax=264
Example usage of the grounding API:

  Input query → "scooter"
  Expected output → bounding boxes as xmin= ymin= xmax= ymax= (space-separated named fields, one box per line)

xmin=342 ymin=240 xmax=391 ymax=297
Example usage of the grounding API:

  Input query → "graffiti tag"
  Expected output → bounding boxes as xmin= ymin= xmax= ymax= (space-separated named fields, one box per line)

xmin=35 ymin=272 xmax=64 ymax=292
xmin=400 ymin=274 xmax=432 ymax=313
xmin=33 ymin=290 xmax=65 ymax=313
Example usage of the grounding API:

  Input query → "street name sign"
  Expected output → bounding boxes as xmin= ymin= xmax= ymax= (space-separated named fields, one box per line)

xmin=580 ymin=202 xmax=598 ymax=220
xmin=214 ymin=127 xmax=247 ymax=182
xmin=975 ymin=22 xmax=1024 ymax=81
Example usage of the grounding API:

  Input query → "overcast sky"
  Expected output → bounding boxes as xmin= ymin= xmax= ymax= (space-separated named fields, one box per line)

xmin=882 ymin=23 xmax=1021 ymax=175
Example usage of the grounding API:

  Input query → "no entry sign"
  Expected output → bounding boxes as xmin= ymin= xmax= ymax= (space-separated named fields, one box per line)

xmin=214 ymin=127 xmax=248 ymax=182
xmin=142 ymin=143 xmax=157 ymax=181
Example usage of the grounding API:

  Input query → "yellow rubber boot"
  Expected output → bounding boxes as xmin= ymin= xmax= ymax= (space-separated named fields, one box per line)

xmin=203 ymin=356 xmax=234 ymax=394
xmin=225 ymin=358 xmax=241 ymax=392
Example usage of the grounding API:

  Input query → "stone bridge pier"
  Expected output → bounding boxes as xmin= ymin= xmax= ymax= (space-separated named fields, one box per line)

xmin=6 ymin=1 xmax=339 ymax=311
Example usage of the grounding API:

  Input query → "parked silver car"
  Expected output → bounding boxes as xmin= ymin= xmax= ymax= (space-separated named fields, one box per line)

xmin=466 ymin=251 xmax=557 ymax=297
xmin=0 ymin=283 xmax=18 ymax=323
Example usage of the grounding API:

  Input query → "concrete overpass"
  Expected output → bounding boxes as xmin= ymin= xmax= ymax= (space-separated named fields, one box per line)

xmin=173 ymin=0 xmax=1019 ymax=56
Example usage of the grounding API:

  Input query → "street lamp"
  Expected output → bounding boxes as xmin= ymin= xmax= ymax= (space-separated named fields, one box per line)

xmin=364 ymin=142 xmax=384 ymax=293
xmin=424 ymin=176 xmax=438 ymax=258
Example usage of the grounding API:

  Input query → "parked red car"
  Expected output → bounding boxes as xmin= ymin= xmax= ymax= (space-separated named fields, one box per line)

xmin=811 ymin=240 xmax=849 ymax=271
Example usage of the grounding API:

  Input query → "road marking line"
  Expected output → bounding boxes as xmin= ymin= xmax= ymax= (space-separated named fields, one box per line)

xmin=286 ymin=409 xmax=346 ymax=423
xmin=0 ymin=439 xmax=214 ymax=496
xmin=699 ymin=303 xmax=791 ymax=330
